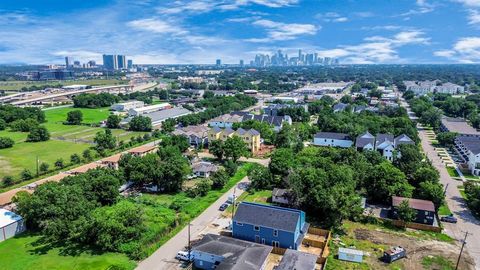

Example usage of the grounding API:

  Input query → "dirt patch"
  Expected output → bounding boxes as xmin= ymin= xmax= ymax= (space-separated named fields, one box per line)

xmin=0 ymin=156 xmax=15 ymax=176
xmin=353 ymin=228 xmax=475 ymax=270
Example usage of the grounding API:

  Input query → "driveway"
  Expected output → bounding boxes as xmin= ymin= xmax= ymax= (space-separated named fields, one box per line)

xmin=418 ymin=127 xmax=480 ymax=266
xmin=135 ymin=176 xmax=251 ymax=270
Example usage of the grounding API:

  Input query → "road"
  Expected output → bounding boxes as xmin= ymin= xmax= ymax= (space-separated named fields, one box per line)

xmin=136 ymin=176 xmax=250 ymax=270
xmin=399 ymin=96 xmax=480 ymax=267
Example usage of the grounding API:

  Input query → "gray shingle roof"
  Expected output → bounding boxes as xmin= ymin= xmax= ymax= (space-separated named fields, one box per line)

xmin=234 ymin=202 xmax=301 ymax=232
xmin=315 ymin=132 xmax=352 ymax=140
xmin=276 ymin=249 xmax=318 ymax=270
xmin=394 ymin=134 xmax=414 ymax=146
xmin=355 ymin=132 xmax=375 ymax=148
xmin=193 ymin=234 xmax=272 ymax=270
xmin=457 ymin=135 xmax=480 ymax=154
xmin=192 ymin=162 xmax=218 ymax=173
xmin=375 ymin=133 xmax=394 ymax=148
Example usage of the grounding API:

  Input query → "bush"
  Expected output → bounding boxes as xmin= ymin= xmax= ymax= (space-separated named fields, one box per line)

xmin=0 ymin=137 xmax=14 ymax=149
xmin=39 ymin=162 xmax=50 ymax=174
xmin=2 ymin=176 xmax=15 ymax=187
xmin=224 ymin=160 xmax=238 ymax=176
xmin=70 ymin=153 xmax=81 ymax=164
xmin=129 ymin=116 xmax=152 ymax=132
xmin=106 ymin=114 xmax=121 ymax=129
xmin=10 ymin=118 xmax=38 ymax=132
xmin=0 ymin=119 xmax=6 ymax=130
xmin=20 ymin=169 xmax=33 ymax=181
xmin=26 ymin=126 xmax=50 ymax=142
xmin=54 ymin=158 xmax=65 ymax=169
xmin=66 ymin=110 xmax=83 ymax=125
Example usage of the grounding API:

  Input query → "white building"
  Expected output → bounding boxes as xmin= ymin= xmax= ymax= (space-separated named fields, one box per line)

xmin=435 ymin=83 xmax=465 ymax=95
xmin=111 ymin=100 xmax=145 ymax=112
xmin=0 ymin=209 xmax=26 ymax=242
xmin=313 ymin=132 xmax=353 ymax=148
xmin=455 ymin=135 xmax=480 ymax=176
xmin=128 ymin=103 xmax=171 ymax=116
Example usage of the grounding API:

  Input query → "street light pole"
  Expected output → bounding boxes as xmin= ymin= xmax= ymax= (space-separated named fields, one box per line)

xmin=455 ymin=231 xmax=471 ymax=270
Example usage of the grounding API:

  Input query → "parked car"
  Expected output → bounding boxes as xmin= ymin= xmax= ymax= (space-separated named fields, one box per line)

xmin=219 ymin=203 xmax=229 ymax=211
xmin=441 ymin=214 xmax=458 ymax=223
xmin=175 ymin=251 xmax=194 ymax=261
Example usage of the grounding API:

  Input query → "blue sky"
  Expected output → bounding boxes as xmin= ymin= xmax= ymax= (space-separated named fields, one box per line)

xmin=0 ymin=0 xmax=479 ymax=64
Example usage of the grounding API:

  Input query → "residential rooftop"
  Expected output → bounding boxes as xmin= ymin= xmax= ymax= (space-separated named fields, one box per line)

xmin=441 ymin=117 xmax=480 ymax=136
xmin=275 ymin=249 xmax=318 ymax=270
xmin=234 ymin=202 xmax=304 ymax=232
xmin=392 ymin=196 xmax=435 ymax=212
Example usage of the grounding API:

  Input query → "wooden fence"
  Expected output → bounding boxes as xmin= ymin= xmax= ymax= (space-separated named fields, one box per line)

xmin=272 ymin=246 xmax=287 ymax=255
xmin=390 ymin=219 xmax=442 ymax=233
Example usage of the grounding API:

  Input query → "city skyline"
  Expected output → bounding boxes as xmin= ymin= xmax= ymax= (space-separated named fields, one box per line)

xmin=0 ymin=0 xmax=480 ymax=64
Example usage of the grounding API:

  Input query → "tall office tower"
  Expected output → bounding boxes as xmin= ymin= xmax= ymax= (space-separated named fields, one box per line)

xmin=88 ymin=60 xmax=96 ymax=67
xmin=103 ymin=54 xmax=117 ymax=70
xmin=117 ymin=55 xmax=126 ymax=69
xmin=65 ymin=57 xmax=73 ymax=68
xmin=314 ymin=53 xmax=318 ymax=63
xmin=73 ymin=60 xmax=81 ymax=67
xmin=324 ymin=57 xmax=331 ymax=65
xmin=239 ymin=60 xmax=244 ymax=67
xmin=127 ymin=59 xmax=133 ymax=69
xmin=216 ymin=59 xmax=221 ymax=66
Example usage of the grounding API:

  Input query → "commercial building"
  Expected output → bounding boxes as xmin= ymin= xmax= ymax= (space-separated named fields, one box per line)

xmin=404 ymin=81 xmax=465 ymax=95
xmin=0 ymin=209 xmax=26 ymax=242
xmin=391 ymin=196 xmax=435 ymax=225
xmin=313 ymin=132 xmax=353 ymax=148
xmin=65 ymin=56 xmax=74 ymax=68
xmin=111 ymin=100 xmax=145 ymax=112
xmin=103 ymin=54 xmax=117 ymax=70
xmin=117 ymin=55 xmax=126 ymax=69
xmin=191 ymin=234 xmax=272 ymax=270
xmin=232 ymin=202 xmax=309 ymax=250
xmin=128 ymin=103 xmax=171 ymax=116
xmin=208 ymin=127 xmax=261 ymax=153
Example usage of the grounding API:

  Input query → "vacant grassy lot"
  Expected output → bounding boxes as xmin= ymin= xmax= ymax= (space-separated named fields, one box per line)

xmin=0 ymin=106 xmax=145 ymax=180
xmin=0 ymin=233 xmax=135 ymax=270
xmin=0 ymin=79 xmax=127 ymax=91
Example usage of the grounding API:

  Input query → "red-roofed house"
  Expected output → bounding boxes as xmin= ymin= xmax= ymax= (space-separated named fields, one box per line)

xmin=391 ymin=196 xmax=435 ymax=225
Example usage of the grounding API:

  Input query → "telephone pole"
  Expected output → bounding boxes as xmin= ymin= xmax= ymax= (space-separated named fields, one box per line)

xmin=188 ymin=223 xmax=191 ymax=262
xmin=455 ymin=231 xmax=471 ymax=270
xmin=36 ymin=156 xmax=39 ymax=177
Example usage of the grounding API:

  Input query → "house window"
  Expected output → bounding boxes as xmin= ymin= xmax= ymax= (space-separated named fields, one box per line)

xmin=236 ymin=222 xmax=243 ymax=226
xmin=254 ymin=225 xmax=260 ymax=231
xmin=262 ymin=238 xmax=265 ymax=244
xmin=273 ymin=230 xmax=278 ymax=237
xmin=425 ymin=211 xmax=429 ymax=215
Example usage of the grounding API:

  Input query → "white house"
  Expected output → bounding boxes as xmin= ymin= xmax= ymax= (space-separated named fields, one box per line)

xmin=375 ymin=134 xmax=395 ymax=161
xmin=455 ymin=135 xmax=480 ymax=176
xmin=0 ymin=209 xmax=26 ymax=242
xmin=208 ymin=114 xmax=244 ymax=128
xmin=355 ymin=132 xmax=375 ymax=151
xmin=356 ymin=132 xmax=414 ymax=161
xmin=313 ymin=132 xmax=353 ymax=148
xmin=191 ymin=162 xmax=219 ymax=178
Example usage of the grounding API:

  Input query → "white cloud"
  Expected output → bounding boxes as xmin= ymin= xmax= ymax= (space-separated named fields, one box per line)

xmin=315 ymin=12 xmax=349 ymax=23
xmin=246 ymin=19 xmax=318 ymax=42
xmin=399 ymin=0 xmax=435 ymax=16
xmin=127 ymin=18 xmax=187 ymax=34
xmin=434 ymin=37 xmax=480 ymax=62
xmin=454 ymin=0 xmax=480 ymax=7
xmin=468 ymin=9 xmax=480 ymax=24
xmin=157 ymin=0 xmax=298 ymax=14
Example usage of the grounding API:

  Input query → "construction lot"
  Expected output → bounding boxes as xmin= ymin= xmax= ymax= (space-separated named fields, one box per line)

xmin=326 ymin=221 xmax=475 ymax=270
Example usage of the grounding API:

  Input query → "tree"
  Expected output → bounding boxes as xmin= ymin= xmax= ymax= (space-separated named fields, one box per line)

xmin=412 ymin=165 xmax=440 ymax=186
xmin=464 ymin=182 xmax=480 ymax=216
xmin=161 ymin=118 xmax=176 ymax=133
xmin=82 ymin=149 xmax=93 ymax=161
xmin=394 ymin=144 xmax=423 ymax=179
xmin=106 ymin=114 xmax=121 ymax=129
xmin=209 ymin=140 xmax=224 ymax=161
xmin=269 ymin=148 xmax=295 ymax=177
xmin=39 ymin=162 xmax=49 ymax=174
xmin=20 ymin=169 xmax=33 ymax=181
xmin=2 ymin=176 xmax=14 ymax=187
xmin=223 ymin=135 xmax=248 ymax=162
xmin=396 ymin=200 xmax=416 ymax=223
xmin=26 ymin=126 xmax=50 ymax=142
xmin=0 ymin=119 xmax=6 ymax=130
xmin=94 ymin=129 xmax=117 ymax=151
xmin=248 ymin=164 xmax=273 ymax=190
xmin=436 ymin=132 xmax=457 ymax=147
xmin=66 ymin=110 xmax=83 ymax=125
xmin=0 ymin=137 xmax=14 ymax=149
xmin=366 ymin=162 xmax=413 ymax=203
xmin=70 ymin=153 xmax=81 ymax=164
xmin=9 ymin=118 xmax=39 ymax=132
xmin=417 ymin=181 xmax=445 ymax=209
xmin=275 ymin=124 xmax=303 ymax=152
xmin=129 ymin=116 xmax=152 ymax=131
xmin=194 ymin=179 xmax=212 ymax=197
xmin=90 ymin=200 xmax=144 ymax=251
xmin=54 ymin=158 xmax=65 ymax=169
xmin=420 ymin=107 xmax=442 ymax=128
xmin=211 ymin=169 xmax=229 ymax=189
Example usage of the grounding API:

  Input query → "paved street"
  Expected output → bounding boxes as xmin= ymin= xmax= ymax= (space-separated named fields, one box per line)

xmin=399 ymin=96 xmax=480 ymax=267
xmin=135 ymin=176 xmax=250 ymax=270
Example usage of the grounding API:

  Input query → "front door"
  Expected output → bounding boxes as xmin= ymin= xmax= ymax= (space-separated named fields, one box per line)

xmin=255 ymin=235 xmax=260 ymax=243
xmin=272 ymin=241 xmax=280 ymax=248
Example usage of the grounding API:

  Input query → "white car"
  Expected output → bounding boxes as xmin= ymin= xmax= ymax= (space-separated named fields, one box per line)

xmin=175 ymin=251 xmax=194 ymax=262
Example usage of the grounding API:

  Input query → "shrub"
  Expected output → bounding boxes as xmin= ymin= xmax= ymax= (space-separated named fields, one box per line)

xmin=20 ymin=169 xmax=33 ymax=181
xmin=0 ymin=137 xmax=14 ymax=149
xmin=39 ymin=162 xmax=50 ymax=174
xmin=26 ymin=126 xmax=50 ymax=142
xmin=2 ymin=176 xmax=15 ymax=187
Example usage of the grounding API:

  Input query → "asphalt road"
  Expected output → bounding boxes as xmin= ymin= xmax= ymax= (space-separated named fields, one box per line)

xmin=399 ymin=95 xmax=480 ymax=267
xmin=418 ymin=128 xmax=480 ymax=267
xmin=135 ymin=176 xmax=250 ymax=270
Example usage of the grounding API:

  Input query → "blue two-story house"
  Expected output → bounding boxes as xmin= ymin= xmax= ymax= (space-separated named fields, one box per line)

xmin=232 ymin=202 xmax=309 ymax=250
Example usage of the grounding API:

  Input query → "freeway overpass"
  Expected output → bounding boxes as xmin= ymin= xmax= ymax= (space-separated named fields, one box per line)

xmin=2 ymin=84 xmax=133 ymax=106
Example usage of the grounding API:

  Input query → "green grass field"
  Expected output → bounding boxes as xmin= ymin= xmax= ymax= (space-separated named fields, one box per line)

xmin=0 ymin=233 xmax=135 ymax=270
xmin=0 ymin=106 xmax=146 ymax=180
xmin=0 ymin=79 xmax=127 ymax=91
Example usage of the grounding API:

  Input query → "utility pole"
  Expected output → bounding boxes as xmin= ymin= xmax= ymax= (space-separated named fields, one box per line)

xmin=444 ymin=183 xmax=449 ymax=196
xmin=455 ymin=231 xmax=471 ymax=270
xmin=36 ymin=156 xmax=39 ymax=177
xmin=232 ymin=187 xmax=237 ymax=222
xmin=188 ymin=223 xmax=191 ymax=262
